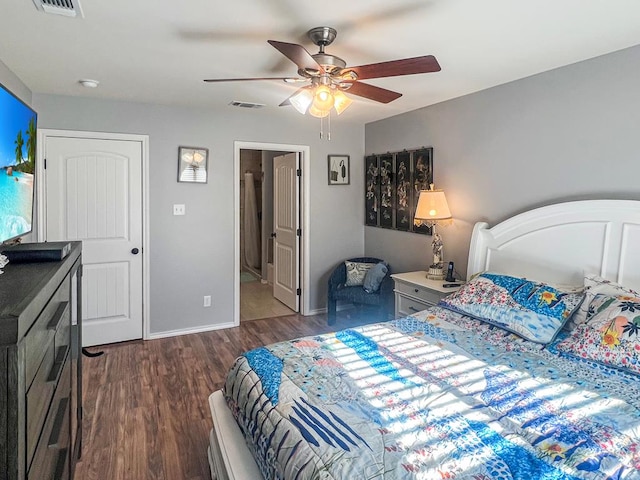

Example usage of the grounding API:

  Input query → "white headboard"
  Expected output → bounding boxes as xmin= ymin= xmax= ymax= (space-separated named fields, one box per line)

xmin=467 ymin=200 xmax=640 ymax=291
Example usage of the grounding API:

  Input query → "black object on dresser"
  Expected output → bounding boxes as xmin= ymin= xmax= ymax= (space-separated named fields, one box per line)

xmin=0 ymin=241 xmax=82 ymax=480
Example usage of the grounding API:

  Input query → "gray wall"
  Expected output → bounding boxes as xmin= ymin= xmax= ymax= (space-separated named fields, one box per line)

xmin=0 ymin=59 xmax=31 ymax=105
xmin=365 ymin=44 xmax=640 ymax=280
xmin=33 ymin=94 xmax=365 ymax=335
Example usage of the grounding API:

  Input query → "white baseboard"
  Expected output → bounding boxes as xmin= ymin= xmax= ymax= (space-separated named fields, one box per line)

xmin=147 ymin=321 xmax=236 ymax=340
xmin=308 ymin=304 xmax=355 ymax=316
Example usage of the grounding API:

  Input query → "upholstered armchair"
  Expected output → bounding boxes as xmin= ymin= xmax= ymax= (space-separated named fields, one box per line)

xmin=327 ymin=257 xmax=394 ymax=325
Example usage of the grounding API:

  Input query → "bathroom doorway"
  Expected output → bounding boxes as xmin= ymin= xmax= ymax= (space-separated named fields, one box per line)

xmin=237 ymin=144 xmax=308 ymax=322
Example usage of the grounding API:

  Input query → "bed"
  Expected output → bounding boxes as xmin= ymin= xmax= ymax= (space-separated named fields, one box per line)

xmin=208 ymin=199 xmax=640 ymax=479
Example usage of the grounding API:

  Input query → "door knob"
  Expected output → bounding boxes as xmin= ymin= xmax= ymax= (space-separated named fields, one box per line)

xmin=270 ymin=233 xmax=276 ymax=238
xmin=131 ymin=248 xmax=139 ymax=255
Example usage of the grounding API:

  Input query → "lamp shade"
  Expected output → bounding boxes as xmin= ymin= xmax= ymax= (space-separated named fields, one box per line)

xmin=308 ymin=104 xmax=330 ymax=118
xmin=414 ymin=189 xmax=452 ymax=223
xmin=312 ymin=85 xmax=334 ymax=111
xmin=333 ymin=90 xmax=352 ymax=115
xmin=290 ymin=88 xmax=313 ymax=114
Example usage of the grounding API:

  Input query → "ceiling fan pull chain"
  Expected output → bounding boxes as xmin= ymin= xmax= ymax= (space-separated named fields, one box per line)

xmin=327 ymin=111 xmax=331 ymax=141
xmin=319 ymin=115 xmax=324 ymax=139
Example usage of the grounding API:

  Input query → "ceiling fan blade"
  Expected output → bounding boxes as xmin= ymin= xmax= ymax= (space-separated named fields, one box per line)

xmin=203 ymin=77 xmax=301 ymax=83
xmin=344 ymin=82 xmax=402 ymax=104
xmin=267 ymin=40 xmax=325 ymax=75
xmin=344 ymin=55 xmax=441 ymax=80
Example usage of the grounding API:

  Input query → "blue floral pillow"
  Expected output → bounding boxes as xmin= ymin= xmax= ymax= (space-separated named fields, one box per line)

xmin=556 ymin=293 xmax=640 ymax=375
xmin=439 ymin=273 xmax=584 ymax=344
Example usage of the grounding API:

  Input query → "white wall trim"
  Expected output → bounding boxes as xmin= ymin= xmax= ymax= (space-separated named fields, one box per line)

xmin=36 ymin=129 xmax=151 ymax=340
xmin=234 ymin=141 xmax=311 ymax=326
xmin=146 ymin=321 xmax=236 ymax=340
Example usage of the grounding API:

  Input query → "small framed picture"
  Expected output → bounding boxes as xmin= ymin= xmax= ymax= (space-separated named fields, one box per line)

xmin=178 ymin=146 xmax=208 ymax=183
xmin=328 ymin=155 xmax=350 ymax=185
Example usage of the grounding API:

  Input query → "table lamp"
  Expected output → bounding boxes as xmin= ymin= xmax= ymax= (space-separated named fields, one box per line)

xmin=414 ymin=185 xmax=452 ymax=279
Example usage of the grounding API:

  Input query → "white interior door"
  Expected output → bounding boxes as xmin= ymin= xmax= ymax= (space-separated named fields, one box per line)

xmin=273 ymin=153 xmax=299 ymax=311
xmin=44 ymin=136 xmax=143 ymax=346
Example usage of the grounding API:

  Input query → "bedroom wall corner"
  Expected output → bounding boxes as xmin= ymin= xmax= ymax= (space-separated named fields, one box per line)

xmin=364 ymin=44 xmax=640 ymax=280
xmin=0 ymin=58 xmax=32 ymax=106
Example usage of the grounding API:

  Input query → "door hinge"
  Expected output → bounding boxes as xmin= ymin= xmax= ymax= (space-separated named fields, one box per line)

xmin=296 ymin=228 xmax=301 ymax=236
xmin=296 ymin=168 xmax=301 ymax=177
xmin=296 ymin=288 xmax=301 ymax=296
xmin=44 ymin=158 xmax=47 ymax=169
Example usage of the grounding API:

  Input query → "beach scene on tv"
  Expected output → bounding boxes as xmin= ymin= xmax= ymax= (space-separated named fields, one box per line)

xmin=0 ymin=88 xmax=36 ymax=243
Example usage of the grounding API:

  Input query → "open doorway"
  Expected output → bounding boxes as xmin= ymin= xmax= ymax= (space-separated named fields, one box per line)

xmin=239 ymin=149 xmax=293 ymax=321
xmin=233 ymin=141 xmax=311 ymax=326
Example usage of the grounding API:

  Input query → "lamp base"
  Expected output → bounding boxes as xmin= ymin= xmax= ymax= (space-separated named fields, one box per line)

xmin=427 ymin=266 xmax=445 ymax=280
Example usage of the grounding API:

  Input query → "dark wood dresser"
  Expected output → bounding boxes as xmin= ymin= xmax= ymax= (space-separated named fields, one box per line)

xmin=0 ymin=242 xmax=82 ymax=480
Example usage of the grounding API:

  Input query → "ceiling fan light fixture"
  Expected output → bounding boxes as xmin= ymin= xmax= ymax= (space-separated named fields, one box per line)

xmin=333 ymin=90 xmax=352 ymax=115
xmin=308 ymin=104 xmax=330 ymax=118
xmin=312 ymin=85 xmax=334 ymax=111
xmin=290 ymin=88 xmax=313 ymax=114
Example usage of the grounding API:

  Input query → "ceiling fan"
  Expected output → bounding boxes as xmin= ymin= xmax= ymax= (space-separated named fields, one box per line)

xmin=204 ymin=26 xmax=441 ymax=117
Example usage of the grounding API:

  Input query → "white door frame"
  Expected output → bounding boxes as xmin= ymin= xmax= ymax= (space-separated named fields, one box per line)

xmin=234 ymin=141 xmax=310 ymax=326
xmin=36 ymin=129 xmax=151 ymax=340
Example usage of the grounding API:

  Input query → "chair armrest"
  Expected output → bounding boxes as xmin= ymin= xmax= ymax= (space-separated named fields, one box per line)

xmin=328 ymin=265 xmax=346 ymax=298
xmin=379 ymin=275 xmax=394 ymax=295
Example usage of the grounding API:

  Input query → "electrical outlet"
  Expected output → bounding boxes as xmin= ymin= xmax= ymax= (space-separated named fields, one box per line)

xmin=203 ymin=295 xmax=211 ymax=307
xmin=173 ymin=204 xmax=186 ymax=216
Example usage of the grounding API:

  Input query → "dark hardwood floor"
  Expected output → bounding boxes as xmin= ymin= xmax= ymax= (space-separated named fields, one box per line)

xmin=73 ymin=310 xmax=375 ymax=480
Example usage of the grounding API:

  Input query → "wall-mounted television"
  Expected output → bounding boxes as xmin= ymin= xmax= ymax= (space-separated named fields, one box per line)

xmin=0 ymin=82 xmax=37 ymax=244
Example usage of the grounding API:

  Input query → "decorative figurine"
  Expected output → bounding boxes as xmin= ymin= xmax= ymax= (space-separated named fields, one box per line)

xmin=431 ymin=233 xmax=444 ymax=268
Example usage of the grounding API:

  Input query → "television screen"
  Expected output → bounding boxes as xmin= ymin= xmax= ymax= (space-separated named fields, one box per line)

xmin=0 ymin=82 xmax=36 ymax=244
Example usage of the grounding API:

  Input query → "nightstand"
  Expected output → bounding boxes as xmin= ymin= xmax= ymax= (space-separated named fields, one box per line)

xmin=391 ymin=271 xmax=463 ymax=318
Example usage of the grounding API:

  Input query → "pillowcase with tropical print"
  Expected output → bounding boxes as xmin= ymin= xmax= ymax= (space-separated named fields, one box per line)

xmin=556 ymin=293 xmax=640 ymax=375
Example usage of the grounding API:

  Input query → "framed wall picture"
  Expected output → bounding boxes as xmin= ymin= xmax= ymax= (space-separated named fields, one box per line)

xmin=178 ymin=146 xmax=208 ymax=183
xmin=411 ymin=147 xmax=434 ymax=235
xmin=364 ymin=146 xmax=435 ymax=235
xmin=365 ymin=155 xmax=379 ymax=226
xmin=379 ymin=154 xmax=394 ymax=228
xmin=395 ymin=152 xmax=411 ymax=231
xmin=328 ymin=155 xmax=350 ymax=185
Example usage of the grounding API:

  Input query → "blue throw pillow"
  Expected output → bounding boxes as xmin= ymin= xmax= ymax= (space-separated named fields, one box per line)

xmin=363 ymin=262 xmax=388 ymax=293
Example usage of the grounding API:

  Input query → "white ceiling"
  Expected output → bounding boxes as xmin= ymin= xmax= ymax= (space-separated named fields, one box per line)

xmin=2 ymin=0 xmax=640 ymax=123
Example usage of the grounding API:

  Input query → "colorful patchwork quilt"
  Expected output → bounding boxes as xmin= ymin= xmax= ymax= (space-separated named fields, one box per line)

xmin=223 ymin=307 xmax=640 ymax=479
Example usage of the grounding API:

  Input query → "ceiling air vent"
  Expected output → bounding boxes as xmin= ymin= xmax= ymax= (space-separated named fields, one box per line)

xmin=229 ymin=101 xmax=265 ymax=109
xmin=32 ymin=0 xmax=84 ymax=18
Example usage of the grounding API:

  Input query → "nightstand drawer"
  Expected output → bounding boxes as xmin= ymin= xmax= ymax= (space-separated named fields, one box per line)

xmin=392 ymin=272 xmax=463 ymax=319
xmin=397 ymin=295 xmax=433 ymax=317
xmin=395 ymin=281 xmax=443 ymax=305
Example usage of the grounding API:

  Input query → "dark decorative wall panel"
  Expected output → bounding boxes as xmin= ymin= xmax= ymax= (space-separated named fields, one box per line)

xmin=379 ymin=154 xmax=394 ymax=228
xmin=365 ymin=155 xmax=379 ymax=226
xmin=394 ymin=152 xmax=411 ymax=231
xmin=412 ymin=148 xmax=434 ymax=235
xmin=364 ymin=147 xmax=434 ymax=235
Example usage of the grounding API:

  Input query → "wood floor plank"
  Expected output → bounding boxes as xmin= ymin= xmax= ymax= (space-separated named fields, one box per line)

xmin=73 ymin=311 xmax=373 ymax=479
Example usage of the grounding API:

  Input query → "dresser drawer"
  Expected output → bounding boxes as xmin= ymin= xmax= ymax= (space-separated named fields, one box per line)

xmin=25 ymin=276 xmax=70 ymax=388
xmin=26 ymin=345 xmax=70 ymax=467
xmin=397 ymin=295 xmax=433 ymax=317
xmin=395 ymin=281 xmax=444 ymax=305
xmin=28 ymin=357 xmax=71 ymax=480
